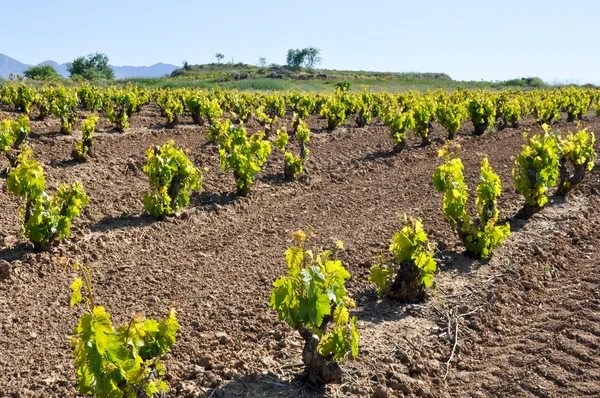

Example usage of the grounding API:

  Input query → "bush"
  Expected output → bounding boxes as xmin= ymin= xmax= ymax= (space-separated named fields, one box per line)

xmin=23 ymin=65 xmax=61 ymax=81
xmin=70 ymin=262 xmax=179 ymax=397
xmin=68 ymin=52 xmax=115 ymax=80
xmin=274 ymin=115 xmax=311 ymax=180
xmin=369 ymin=216 xmax=437 ymax=302
xmin=433 ymin=144 xmax=510 ymax=258
xmin=217 ymin=123 xmax=271 ymax=195
xmin=513 ymin=125 xmax=560 ymax=218
xmin=270 ymin=231 xmax=359 ymax=383
xmin=0 ymin=115 xmax=30 ymax=166
xmin=72 ymin=114 xmax=98 ymax=162
xmin=7 ymin=147 xmax=88 ymax=251
xmin=557 ymin=127 xmax=596 ymax=195
xmin=143 ymin=141 xmax=203 ymax=219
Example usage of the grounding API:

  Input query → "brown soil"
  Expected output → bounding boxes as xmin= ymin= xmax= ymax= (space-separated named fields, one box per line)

xmin=0 ymin=106 xmax=599 ymax=398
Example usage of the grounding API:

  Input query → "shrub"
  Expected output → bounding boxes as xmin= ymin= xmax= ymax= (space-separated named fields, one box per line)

xmin=275 ymin=115 xmax=310 ymax=180
xmin=557 ymin=127 xmax=596 ymax=195
xmin=513 ymin=125 xmax=560 ymax=218
xmin=143 ymin=141 xmax=203 ymax=219
xmin=7 ymin=147 xmax=88 ymax=251
xmin=0 ymin=115 xmax=30 ymax=166
xmin=369 ymin=216 xmax=437 ymax=302
xmin=68 ymin=52 xmax=114 ymax=80
xmin=269 ymin=231 xmax=359 ymax=383
xmin=467 ymin=93 xmax=496 ymax=135
xmin=72 ymin=114 xmax=98 ymax=162
xmin=50 ymin=86 xmax=79 ymax=134
xmin=433 ymin=144 xmax=510 ymax=258
xmin=23 ymin=65 xmax=61 ymax=81
xmin=217 ymin=123 xmax=271 ymax=195
xmin=70 ymin=262 xmax=179 ymax=397
xmin=384 ymin=108 xmax=415 ymax=153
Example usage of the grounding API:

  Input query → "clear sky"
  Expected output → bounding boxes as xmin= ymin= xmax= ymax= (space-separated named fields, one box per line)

xmin=2 ymin=0 xmax=598 ymax=83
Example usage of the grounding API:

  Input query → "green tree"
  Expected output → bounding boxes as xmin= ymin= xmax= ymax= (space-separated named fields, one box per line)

xmin=215 ymin=53 xmax=225 ymax=64
xmin=286 ymin=48 xmax=307 ymax=68
xmin=23 ymin=65 xmax=60 ymax=80
xmin=304 ymin=47 xmax=322 ymax=68
xmin=258 ymin=57 xmax=267 ymax=67
xmin=67 ymin=52 xmax=114 ymax=80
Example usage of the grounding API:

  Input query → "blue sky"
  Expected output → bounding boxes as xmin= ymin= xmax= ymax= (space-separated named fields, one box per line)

xmin=3 ymin=0 xmax=598 ymax=83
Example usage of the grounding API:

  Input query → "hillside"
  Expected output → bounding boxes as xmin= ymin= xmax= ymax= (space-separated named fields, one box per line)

xmin=0 ymin=53 xmax=178 ymax=79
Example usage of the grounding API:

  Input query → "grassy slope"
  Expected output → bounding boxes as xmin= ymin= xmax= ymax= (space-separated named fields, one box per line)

xmin=113 ymin=63 xmax=551 ymax=92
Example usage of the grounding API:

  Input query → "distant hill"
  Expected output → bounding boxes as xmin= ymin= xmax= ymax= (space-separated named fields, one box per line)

xmin=0 ymin=53 xmax=178 ymax=79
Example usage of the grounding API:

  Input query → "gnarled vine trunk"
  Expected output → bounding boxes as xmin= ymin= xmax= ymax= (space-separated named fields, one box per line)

xmin=557 ymin=157 xmax=587 ymax=196
xmin=388 ymin=260 xmax=426 ymax=302
xmin=392 ymin=140 xmax=406 ymax=154
xmin=298 ymin=326 xmax=342 ymax=384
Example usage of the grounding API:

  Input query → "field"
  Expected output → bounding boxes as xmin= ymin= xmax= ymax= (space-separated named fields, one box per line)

xmin=1 ymin=86 xmax=600 ymax=398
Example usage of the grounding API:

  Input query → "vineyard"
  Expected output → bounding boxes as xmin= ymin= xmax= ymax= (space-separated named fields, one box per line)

xmin=0 ymin=82 xmax=599 ymax=397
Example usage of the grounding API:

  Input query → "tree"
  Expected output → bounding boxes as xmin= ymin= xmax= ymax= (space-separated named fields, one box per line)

xmin=286 ymin=49 xmax=307 ymax=69
xmin=23 ymin=65 xmax=61 ymax=80
xmin=182 ymin=60 xmax=191 ymax=71
xmin=67 ymin=52 xmax=114 ymax=80
xmin=215 ymin=53 xmax=225 ymax=64
xmin=258 ymin=57 xmax=267 ymax=67
xmin=304 ymin=47 xmax=322 ymax=68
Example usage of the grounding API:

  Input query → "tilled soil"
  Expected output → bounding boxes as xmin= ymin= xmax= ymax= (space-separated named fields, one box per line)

xmin=0 ymin=106 xmax=599 ymax=398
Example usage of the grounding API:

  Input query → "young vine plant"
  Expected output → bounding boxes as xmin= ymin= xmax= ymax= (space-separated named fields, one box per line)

xmin=269 ymin=231 xmax=359 ymax=383
xmin=70 ymin=261 xmax=180 ymax=397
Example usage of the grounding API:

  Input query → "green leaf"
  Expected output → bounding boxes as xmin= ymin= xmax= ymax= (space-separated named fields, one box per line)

xmin=70 ymin=278 xmax=83 ymax=306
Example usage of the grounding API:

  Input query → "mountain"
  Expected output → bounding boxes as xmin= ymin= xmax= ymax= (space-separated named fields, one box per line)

xmin=0 ymin=53 xmax=178 ymax=79
xmin=0 ymin=54 xmax=30 ymax=78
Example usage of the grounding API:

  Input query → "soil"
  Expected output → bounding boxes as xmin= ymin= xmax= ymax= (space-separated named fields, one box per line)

xmin=0 ymin=105 xmax=599 ymax=398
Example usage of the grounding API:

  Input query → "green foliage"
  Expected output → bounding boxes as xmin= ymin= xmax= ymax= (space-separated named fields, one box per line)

xmin=411 ymin=94 xmax=437 ymax=145
xmin=14 ymin=84 xmax=38 ymax=114
xmin=512 ymin=126 xmax=560 ymax=208
xmin=7 ymin=148 xmax=88 ymax=251
xmin=269 ymin=231 xmax=359 ymax=362
xmin=557 ymin=127 xmax=596 ymax=195
xmin=143 ymin=141 xmax=203 ymax=219
xmin=70 ymin=262 xmax=179 ymax=397
xmin=530 ymin=94 xmax=560 ymax=124
xmin=560 ymin=128 xmax=596 ymax=170
xmin=320 ymin=96 xmax=346 ymax=130
xmin=384 ymin=108 xmax=415 ymax=150
xmin=433 ymin=145 xmax=510 ymax=259
xmin=68 ymin=52 xmax=115 ymax=80
xmin=78 ymin=83 xmax=104 ymax=112
xmin=217 ymin=123 xmax=271 ymax=195
xmin=50 ymin=86 xmax=79 ymax=134
xmin=0 ymin=115 xmax=30 ymax=155
xmin=467 ymin=93 xmax=496 ymax=133
xmin=23 ymin=65 xmax=61 ymax=81
xmin=73 ymin=114 xmax=98 ymax=162
xmin=369 ymin=216 xmax=437 ymax=296
xmin=436 ymin=95 xmax=467 ymax=138
xmin=275 ymin=116 xmax=311 ymax=179
xmin=156 ymin=91 xmax=184 ymax=128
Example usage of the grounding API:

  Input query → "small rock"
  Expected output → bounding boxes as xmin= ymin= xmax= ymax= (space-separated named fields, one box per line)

xmin=522 ymin=280 xmax=533 ymax=289
xmin=197 ymin=356 xmax=213 ymax=370
xmin=41 ymin=376 xmax=58 ymax=386
xmin=533 ymin=245 xmax=547 ymax=261
xmin=373 ymin=385 xmax=389 ymax=398
xmin=0 ymin=261 xmax=10 ymax=279
xmin=457 ymin=361 xmax=468 ymax=371
xmin=210 ymin=203 xmax=221 ymax=214
xmin=215 ymin=331 xmax=229 ymax=344
xmin=416 ymin=386 xmax=431 ymax=397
